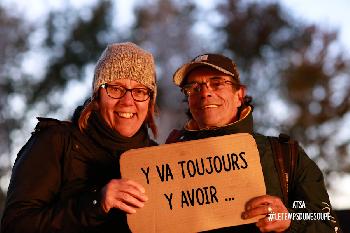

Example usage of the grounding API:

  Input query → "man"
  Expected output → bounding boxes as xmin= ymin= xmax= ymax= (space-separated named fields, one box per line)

xmin=166 ymin=54 xmax=340 ymax=232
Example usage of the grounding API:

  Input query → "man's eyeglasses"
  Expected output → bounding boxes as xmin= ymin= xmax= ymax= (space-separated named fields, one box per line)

xmin=182 ymin=78 xmax=236 ymax=96
xmin=101 ymin=83 xmax=151 ymax=102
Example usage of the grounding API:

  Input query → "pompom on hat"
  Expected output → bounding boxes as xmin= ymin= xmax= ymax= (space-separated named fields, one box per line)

xmin=173 ymin=53 xmax=240 ymax=87
xmin=93 ymin=42 xmax=157 ymax=102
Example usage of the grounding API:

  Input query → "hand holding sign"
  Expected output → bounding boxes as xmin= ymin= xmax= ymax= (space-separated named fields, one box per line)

xmin=101 ymin=178 xmax=148 ymax=214
xmin=243 ymin=195 xmax=291 ymax=232
xmin=120 ymin=133 xmax=266 ymax=233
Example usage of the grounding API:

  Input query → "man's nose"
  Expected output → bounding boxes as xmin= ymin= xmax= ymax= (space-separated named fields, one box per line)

xmin=199 ymin=82 xmax=213 ymax=97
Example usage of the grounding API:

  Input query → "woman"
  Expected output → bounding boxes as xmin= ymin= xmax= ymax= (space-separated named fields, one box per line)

xmin=1 ymin=42 xmax=158 ymax=233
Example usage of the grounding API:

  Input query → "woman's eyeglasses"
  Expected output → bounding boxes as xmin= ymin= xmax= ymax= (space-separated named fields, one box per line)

xmin=101 ymin=83 xmax=151 ymax=102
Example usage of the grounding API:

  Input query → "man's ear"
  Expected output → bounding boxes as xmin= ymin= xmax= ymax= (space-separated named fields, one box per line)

xmin=237 ymin=86 xmax=246 ymax=107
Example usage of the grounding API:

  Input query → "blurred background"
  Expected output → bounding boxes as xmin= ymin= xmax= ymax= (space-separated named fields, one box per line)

xmin=0 ymin=0 xmax=349 ymax=230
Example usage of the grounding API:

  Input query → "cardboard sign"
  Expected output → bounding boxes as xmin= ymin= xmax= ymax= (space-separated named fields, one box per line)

xmin=120 ymin=133 xmax=266 ymax=233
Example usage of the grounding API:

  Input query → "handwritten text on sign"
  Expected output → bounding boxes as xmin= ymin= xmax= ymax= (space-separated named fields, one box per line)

xmin=120 ymin=133 xmax=266 ymax=233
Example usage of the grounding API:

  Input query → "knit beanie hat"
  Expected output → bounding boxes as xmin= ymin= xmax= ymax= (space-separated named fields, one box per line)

xmin=93 ymin=42 xmax=157 ymax=102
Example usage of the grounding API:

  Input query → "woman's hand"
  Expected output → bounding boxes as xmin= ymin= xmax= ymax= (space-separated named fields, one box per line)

xmin=101 ymin=179 xmax=148 ymax=214
xmin=241 ymin=195 xmax=291 ymax=232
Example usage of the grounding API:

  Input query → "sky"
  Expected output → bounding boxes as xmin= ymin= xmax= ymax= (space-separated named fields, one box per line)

xmin=3 ymin=0 xmax=350 ymax=50
xmin=280 ymin=0 xmax=350 ymax=50
xmin=2 ymin=0 xmax=350 ymax=209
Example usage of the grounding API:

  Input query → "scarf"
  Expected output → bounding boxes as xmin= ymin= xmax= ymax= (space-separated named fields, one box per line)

xmin=85 ymin=111 xmax=153 ymax=156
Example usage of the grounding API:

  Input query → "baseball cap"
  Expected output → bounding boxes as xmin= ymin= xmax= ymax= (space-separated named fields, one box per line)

xmin=173 ymin=53 xmax=240 ymax=87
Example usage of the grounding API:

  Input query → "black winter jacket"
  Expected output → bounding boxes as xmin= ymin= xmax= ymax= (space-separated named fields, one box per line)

xmin=167 ymin=106 xmax=340 ymax=233
xmin=1 ymin=112 xmax=157 ymax=233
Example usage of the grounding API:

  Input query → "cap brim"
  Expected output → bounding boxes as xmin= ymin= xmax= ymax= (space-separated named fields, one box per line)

xmin=173 ymin=61 xmax=236 ymax=86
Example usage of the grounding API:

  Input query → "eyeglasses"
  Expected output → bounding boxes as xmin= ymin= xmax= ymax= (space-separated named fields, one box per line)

xmin=182 ymin=78 xmax=236 ymax=96
xmin=101 ymin=83 xmax=151 ymax=102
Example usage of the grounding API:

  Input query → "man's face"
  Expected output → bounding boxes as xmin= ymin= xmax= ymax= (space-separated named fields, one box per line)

xmin=185 ymin=67 xmax=244 ymax=129
xmin=98 ymin=79 xmax=150 ymax=137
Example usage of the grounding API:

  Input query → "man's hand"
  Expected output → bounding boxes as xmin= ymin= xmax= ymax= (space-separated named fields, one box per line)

xmin=101 ymin=179 xmax=148 ymax=214
xmin=241 ymin=195 xmax=291 ymax=232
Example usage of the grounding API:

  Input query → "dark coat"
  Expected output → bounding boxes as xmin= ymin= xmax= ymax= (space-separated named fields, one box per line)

xmin=167 ymin=106 xmax=340 ymax=233
xmin=1 ymin=113 xmax=157 ymax=233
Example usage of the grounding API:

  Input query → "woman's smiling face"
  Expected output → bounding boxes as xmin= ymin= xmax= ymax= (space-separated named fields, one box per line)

xmin=98 ymin=79 xmax=150 ymax=137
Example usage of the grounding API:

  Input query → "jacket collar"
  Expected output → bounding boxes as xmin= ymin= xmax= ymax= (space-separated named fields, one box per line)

xmin=182 ymin=105 xmax=254 ymax=140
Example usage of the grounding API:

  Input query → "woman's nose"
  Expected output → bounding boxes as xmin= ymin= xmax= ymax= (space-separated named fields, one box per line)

xmin=119 ymin=90 xmax=134 ymax=105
